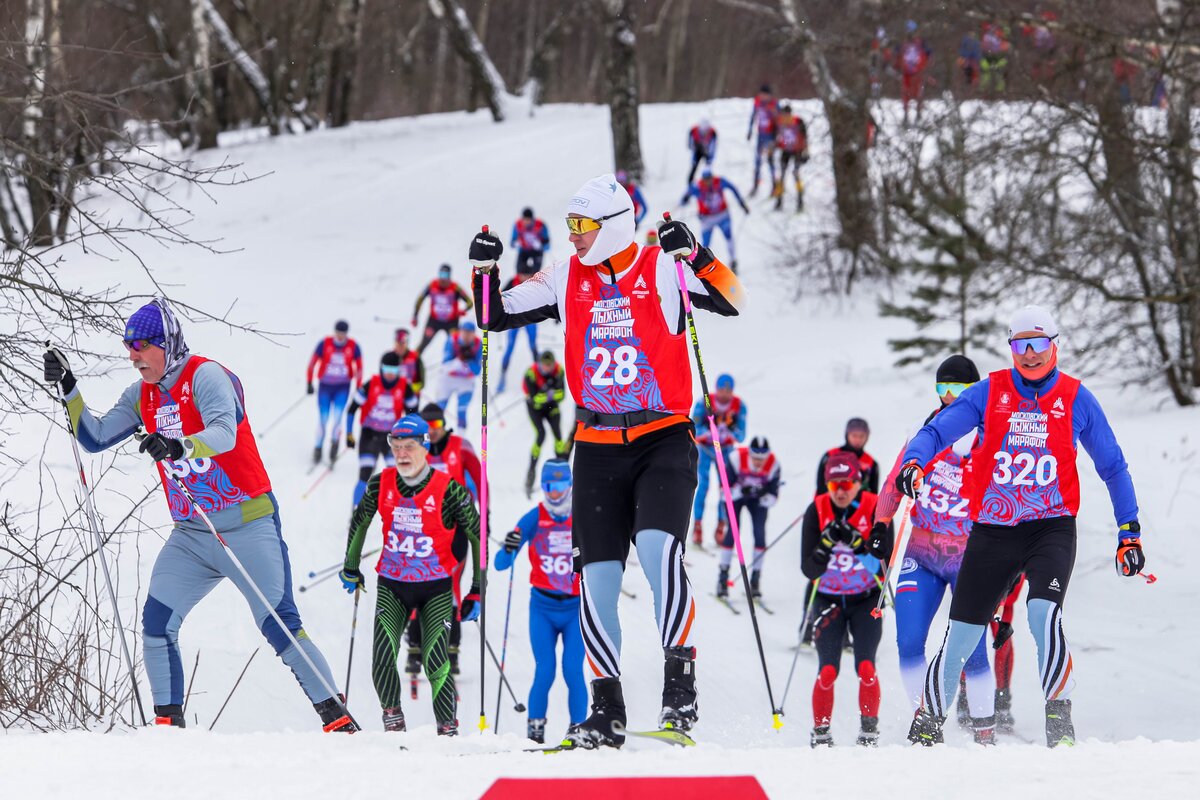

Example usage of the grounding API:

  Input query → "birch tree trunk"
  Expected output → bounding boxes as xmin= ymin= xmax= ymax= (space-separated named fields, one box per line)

xmin=596 ymin=0 xmax=644 ymax=181
xmin=326 ymin=0 xmax=364 ymax=128
xmin=23 ymin=0 xmax=53 ymax=245
xmin=200 ymin=0 xmax=280 ymax=133
xmin=189 ymin=0 xmax=220 ymax=148
xmin=430 ymin=0 xmax=508 ymax=122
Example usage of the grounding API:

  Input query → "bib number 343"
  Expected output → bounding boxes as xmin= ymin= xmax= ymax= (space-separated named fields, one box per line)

xmin=589 ymin=345 xmax=639 ymax=387
xmin=992 ymin=451 xmax=1058 ymax=487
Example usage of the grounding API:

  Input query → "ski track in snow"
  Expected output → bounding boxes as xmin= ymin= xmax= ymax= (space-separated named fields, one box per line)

xmin=5 ymin=98 xmax=1198 ymax=796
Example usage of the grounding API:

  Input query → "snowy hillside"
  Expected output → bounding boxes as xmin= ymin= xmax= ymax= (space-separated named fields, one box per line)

xmin=3 ymin=98 xmax=1197 ymax=798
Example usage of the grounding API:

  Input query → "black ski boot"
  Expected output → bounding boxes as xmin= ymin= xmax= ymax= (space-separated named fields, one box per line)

xmin=312 ymin=446 xmax=322 ymax=465
xmin=972 ymin=715 xmax=997 ymax=746
xmin=382 ymin=706 xmax=406 ymax=732
xmin=810 ymin=724 xmax=833 ymax=747
xmin=405 ymin=646 xmax=422 ymax=676
xmin=153 ymin=703 xmax=185 ymax=728
xmin=329 ymin=441 xmax=340 ymax=464
xmin=1045 ymin=699 xmax=1075 ymax=748
xmin=563 ymin=678 xmax=626 ymax=749
xmin=750 ymin=570 xmax=763 ymax=599
xmin=716 ymin=567 xmax=730 ymax=598
xmin=956 ymin=675 xmax=971 ymax=728
xmin=907 ymin=708 xmax=945 ymax=746
xmin=856 ymin=716 xmax=879 ymax=746
xmin=527 ymin=717 xmax=547 ymax=744
xmin=314 ymin=694 xmax=355 ymax=733
xmin=659 ymin=646 xmax=698 ymax=731
xmin=437 ymin=718 xmax=459 ymax=737
xmin=995 ymin=688 xmax=1016 ymax=734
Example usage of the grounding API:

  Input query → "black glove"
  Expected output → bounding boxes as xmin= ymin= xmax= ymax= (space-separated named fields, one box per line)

xmin=460 ymin=585 xmax=482 ymax=622
xmin=307 ymin=383 xmax=315 ymax=395
xmin=896 ymin=462 xmax=924 ymax=499
xmin=868 ymin=521 xmax=893 ymax=561
xmin=657 ymin=217 xmax=698 ymax=258
xmin=1116 ymin=534 xmax=1145 ymax=577
xmin=138 ymin=432 xmax=186 ymax=462
xmin=43 ymin=348 xmax=76 ymax=395
xmin=503 ymin=530 xmax=522 ymax=553
xmin=469 ymin=229 xmax=504 ymax=268
xmin=992 ymin=620 xmax=1015 ymax=650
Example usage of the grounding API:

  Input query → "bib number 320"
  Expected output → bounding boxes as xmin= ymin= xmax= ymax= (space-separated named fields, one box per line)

xmin=589 ymin=345 xmax=639 ymax=387
xmin=993 ymin=451 xmax=1058 ymax=487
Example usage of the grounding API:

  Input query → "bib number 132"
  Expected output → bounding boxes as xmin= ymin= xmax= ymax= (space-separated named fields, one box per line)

xmin=589 ymin=345 xmax=639 ymax=387
xmin=993 ymin=451 xmax=1058 ymax=487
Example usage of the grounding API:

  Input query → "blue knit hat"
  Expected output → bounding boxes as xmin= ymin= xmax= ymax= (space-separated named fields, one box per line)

xmin=389 ymin=414 xmax=430 ymax=449
xmin=541 ymin=459 xmax=572 ymax=486
xmin=716 ymin=373 xmax=735 ymax=391
xmin=124 ymin=302 xmax=167 ymax=348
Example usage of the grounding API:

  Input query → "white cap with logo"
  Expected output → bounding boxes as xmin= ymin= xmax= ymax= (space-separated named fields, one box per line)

xmin=1008 ymin=305 xmax=1059 ymax=340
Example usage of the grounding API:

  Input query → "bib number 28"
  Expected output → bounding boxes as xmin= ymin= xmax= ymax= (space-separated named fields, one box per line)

xmin=993 ymin=451 xmax=1058 ymax=487
xmin=589 ymin=345 xmax=639 ymax=387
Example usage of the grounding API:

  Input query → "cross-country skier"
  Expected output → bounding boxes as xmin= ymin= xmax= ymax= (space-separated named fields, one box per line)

xmin=404 ymin=402 xmax=483 ymax=679
xmin=747 ymin=84 xmax=778 ymax=196
xmin=901 ymin=305 xmax=1145 ymax=748
xmin=800 ymin=452 xmax=888 ymax=747
xmin=306 ymin=319 xmax=363 ymax=465
xmin=512 ymin=207 xmax=551 ymax=276
xmin=716 ymin=436 xmax=781 ymax=600
xmin=391 ymin=329 xmax=426 ymax=396
xmin=494 ymin=460 xmax=587 ymax=743
xmin=339 ymin=414 xmax=482 ymax=736
xmin=615 ymin=169 xmax=648 ymax=229
xmin=434 ymin=319 xmax=483 ymax=430
xmin=523 ymin=350 xmax=570 ymax=497
xmin=773 ymin=104 xmax=808 ymax=212
xmin=44 ymin=299 xmax=349 ymax=731
xmin=897 ymin=20 xmax=932 ymax=123
xmin=691 ymin=373 xmax=747 ymax=546
xmin=816 ymin=418 xmax=879 ymax=496
xmin=496 ymin=272 xmax=539 ymax=394
xmin=873 ymin=354 xmax=999 ymax=745
xmin=469 ymin=172 xmax=745 ymax=748
xmin=345 ymin=351 xmax=418 ymax=506
xmin=686 ymin=119 xmax=718 ymax=185
xmin=680 ymin=168 xmax=750 ymax=271
xmin=413 ymin=264 xmax=474 ymax=356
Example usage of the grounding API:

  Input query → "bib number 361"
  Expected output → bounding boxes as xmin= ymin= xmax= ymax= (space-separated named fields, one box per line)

xmin=993 ymin=451 xmax=1058 ymax=487
xmin=589 ymin=345 xmax=639 ymax=387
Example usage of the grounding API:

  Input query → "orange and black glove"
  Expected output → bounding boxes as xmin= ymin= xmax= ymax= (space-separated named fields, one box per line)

xmin=1116 ymin=522 xmax=1145 ymax=577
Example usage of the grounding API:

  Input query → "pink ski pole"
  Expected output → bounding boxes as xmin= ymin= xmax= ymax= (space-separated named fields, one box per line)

xmin=477 ymin=225 xmax=491 ymax=733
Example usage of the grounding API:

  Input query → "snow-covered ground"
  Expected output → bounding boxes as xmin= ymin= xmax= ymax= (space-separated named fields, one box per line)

xmin=2 ymin=97 xmax=1198 ymax=798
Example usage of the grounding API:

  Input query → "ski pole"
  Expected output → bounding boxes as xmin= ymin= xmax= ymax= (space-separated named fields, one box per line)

xmin=298 ymin=569 xmax=340 ymax=593
xmin=257 ymin=394 xmax=308 ymax=440
xmin=137 ymin=432 xmax=361 ymax=731
xmin=301 ymin=465 xmax=333 ymax=500
xmin=208 ymin=648 xmax=258 ymax=731
xmin=308 ymin=548 xmax=381 ymax=579
xmin=477 ymin=225 xmax=492 ymax=734
xmin=475 ymin=620 xmax=526 ymax=713
xmin=663 ymin=213 xmax=781 ymax=732
xmin=779 ymin=641 xmax=804 ymax=714
xmin=344 ymin=586 xmax=362 ymax=702
xmin=872 ymin=498 xmax=913 ymax=620
xmin=494 ymin=564 xmax=516 ymax=731
xmin=762 ymin=512 xmax=804 ymax=554
xmin=49 ymin=373 xmax=147 ymax=727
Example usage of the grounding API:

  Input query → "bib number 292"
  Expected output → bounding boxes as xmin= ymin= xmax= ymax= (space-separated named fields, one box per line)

xmin=993 ymin=451 xmax=1057 ymax=487
xmin=589 ymin=345 xmax=639 ymax=387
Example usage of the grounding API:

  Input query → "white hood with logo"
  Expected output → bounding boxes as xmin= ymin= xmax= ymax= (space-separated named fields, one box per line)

xmin=567 ymin=173 xmax=636 ymax=267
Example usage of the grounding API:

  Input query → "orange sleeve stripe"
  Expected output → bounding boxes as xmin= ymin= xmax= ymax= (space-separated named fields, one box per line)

xmin=676 ymin=599 xmax=696 ymax=647
xmin=693 ymin=258 xmax=746 ymax=312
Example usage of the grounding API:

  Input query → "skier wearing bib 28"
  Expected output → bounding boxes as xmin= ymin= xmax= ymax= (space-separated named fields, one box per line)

xmin=900 ymin=306 xmax=1145 ymax=748
xmin=494 ymin=460 xmax=587 ymax=743
xmin=44 ymin=299 xmax=348 ymax=731
xmin=799 ymin=451 xmax=889 ymax=748
xmin=339 ymin=414 xmax=482 ymax=736
xmin=306 ymin=320 xmax=363 ymax=465
xmin=469 ymin=173 xmax=745 ymax=748
xmin=874 ymin=354 xmax=999 ymax=745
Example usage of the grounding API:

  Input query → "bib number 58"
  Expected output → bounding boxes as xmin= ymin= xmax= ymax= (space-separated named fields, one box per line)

xmin=993 ymin=451 xmax=1057 ymax=487
xmin=589 ymin=345 xmax=639 ymax=387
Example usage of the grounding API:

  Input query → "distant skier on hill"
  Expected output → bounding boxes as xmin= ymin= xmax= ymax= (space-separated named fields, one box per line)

xmin=413 ymin=264 xmax=473 ymax=356
xmin=345 ymin=351 xmax=418 ymax=506
xmin=716 ymin=437 xmax=781 ymax=601
xmin=307 ymin=319 xmax=363 ymax=466
xmin=687 ymin=119 xmax=718 ymax=185
xmin=747 ymin=84 xmax=779 ymax=197
xmin=511 ymin=207 xmax=551 ymax=276
xmin=680 ymin=168 xmax=749 ymax=272
xmin=433 ymin=320 xmax=483 ymax=431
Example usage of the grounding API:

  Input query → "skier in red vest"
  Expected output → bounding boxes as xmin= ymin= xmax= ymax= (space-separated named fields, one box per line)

xmin=306 ymin=319 xmax=363 ymax=465
xmin=900 ymin=305 xmax=1145 ymax=748
xmin=413 ymin=263 xmax=473 ymax=356
xmin=44 ymin=299 xmax=349 ymax=731
xmin=716 ymin=437 xmax=781 ymax=601
xmin=469 ymin=172 xmax=745 ymax=748
xmin=680 ymin=168 xmax=750 ymax=272
xmin=687 ymin=119 xmax=718 ymax=185
xmin=345 ymin=351 xmax=418 ymax=506
xmin=511 ymin=207 xmax=551 ymax=276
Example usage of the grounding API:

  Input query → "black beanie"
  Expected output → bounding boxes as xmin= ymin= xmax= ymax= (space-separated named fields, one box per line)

xmin=381 ymin=351 xmax=401 ymax=368
xmin=419 ymin=402 xmax=445 ymax=423
xmin=936 ymin=354 xmax=981 ymax=384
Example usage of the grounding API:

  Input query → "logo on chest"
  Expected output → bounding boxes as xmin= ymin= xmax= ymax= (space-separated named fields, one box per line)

xmin=589 ymin=296 xmax=634 ymax=339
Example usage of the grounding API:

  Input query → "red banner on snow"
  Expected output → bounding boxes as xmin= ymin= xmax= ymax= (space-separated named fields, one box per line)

xmin=481 ymin=776 xmax=769 ymax=799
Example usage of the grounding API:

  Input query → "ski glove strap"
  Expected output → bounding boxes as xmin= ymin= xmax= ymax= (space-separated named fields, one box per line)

xmin=338 ymin=568 xmax=364 ymax=594
xmin=43 ymin=347 xmax=76 ymax=395
xmin=460 ymin=587 xmax=482 ymax=622
xmin=469 ymin=231 xmax=504 ymax=268
xmin=138 ymin=432 xmax=186 ymax=462
xmin=867 ymin=521 xmax=893 ymax=561
xmin=896 ymin=462 xmax=924 ymax=499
